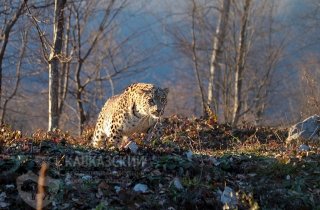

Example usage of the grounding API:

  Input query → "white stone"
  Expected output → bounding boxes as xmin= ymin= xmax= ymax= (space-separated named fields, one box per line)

xmin=287 ymin=115 xmax=320 ymax=144
xmin=0 ymin=202 xmax=9 ymax=208
xmin=220 ymin=186 xmax=238 ymax=208
xmin=133 ymin=183 xmax=148 ymax=193
xmin=114 ymin=186 xmax=121 ymax=193
xmin=0 ymin=192 xmax=7 ymax=200
xmin=185 ymin=150 xmax=193 ymax=161
xmin=173 ymin=177 xmax=184 ymax=190
xmin=127 ymin=141 xmax=138 ymax=154
xmin=209 ymin=157 xmax=220 ymax=166
xmin=0 ymin=192 xmax=9 ymax=208
xmin=65 ymin=173 xmax=72 ymax=185
xmin=5 ymin=184 xmax=14 ymax=189
xmin=298 ymin=144 xmax=310 ymax=151
xmin=81 ymin=175 xmax=92 ymax=181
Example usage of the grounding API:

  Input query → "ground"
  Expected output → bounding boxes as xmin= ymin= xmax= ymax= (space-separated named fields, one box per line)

xmin=0 ymin=115 xmax=320 ymax=210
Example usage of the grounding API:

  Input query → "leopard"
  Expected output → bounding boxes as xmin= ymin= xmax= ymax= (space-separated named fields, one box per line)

xmin=91 ymin=83 xmax=169 ymax=149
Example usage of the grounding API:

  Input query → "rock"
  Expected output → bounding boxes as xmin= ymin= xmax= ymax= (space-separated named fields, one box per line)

xmin=114 ymin=186 xmax=121 ymax=193
xmin=0 ymin=202 xmax=10 ymax=208
xmin=286 ymin=115 xmax=320 ymax=144
xmin=16 ymin=170 xmax=60 ymax=209
xmin=173 ymin=177 xmax=184 ymax=190
xmin=96 ymin=188 xmax=103 ymax=199
xmin=220 ymin=186 xmax=238 ymax=208
xmin=125 ymin=141 xmax=138 ymax=154
xmin=298 ymin=144 xmax=310 ymax=151
xmin=133 ymin=183 xmax=148 ymax=193
xmin=185 ymin=150 xmax=193 ymax=161
xmin=81 ymin=175 xmax=92 ymax=181
xmin=65 ymin=173 xmax=72 ymax=185
xmin=0 ymin=192 xmax=7 ymax=201
xmin=209 ymin=156 xmax=220 ymax=166
xmin=286 ymin=175 xmax=290 ymax=180
xmin=5 ymin=184 xmax=15 ymax=189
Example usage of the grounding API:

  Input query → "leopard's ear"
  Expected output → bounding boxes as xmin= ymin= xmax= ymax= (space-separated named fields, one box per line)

xmin=163 ymin=88 xmax=169 ymax=95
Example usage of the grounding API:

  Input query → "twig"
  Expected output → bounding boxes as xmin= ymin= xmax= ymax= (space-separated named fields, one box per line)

xmin=25 ymin=2 xmax=52 ymax=62
xmin=37 ymin=162 xmax=48 ymax=210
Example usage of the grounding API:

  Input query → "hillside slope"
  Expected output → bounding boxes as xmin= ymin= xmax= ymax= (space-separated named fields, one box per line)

xmin=0 ymin=116 xmax=319 ymax=209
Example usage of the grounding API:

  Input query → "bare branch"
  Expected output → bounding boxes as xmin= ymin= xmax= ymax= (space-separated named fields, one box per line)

xmin=1 ymin=31 xmax=28 ymax=124
xmin=0 ymin=0 xmax=27 ymax=111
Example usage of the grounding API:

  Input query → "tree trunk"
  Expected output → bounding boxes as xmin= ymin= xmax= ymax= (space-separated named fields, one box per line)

xmin=207 ymin=0 xmax=231 ymax=113
xmin=75 ymin=59 xmax=86 ymax=135
xmin=232 ymin=0 xmax=251 ymax=126
xmin=0 ymin=1 xmax=27 ymax=120
xmin=191 ymin=0 xmax=206 ymax=117
xmin=48 ymin=0 xmax=66 ymax=131
xmin=1 ymin=31 xmax=28 ymax=124
xmin=58 ymin=9 xmax=71 ymax=118
xmin=76 ymin=91 xmax=86 ymax=135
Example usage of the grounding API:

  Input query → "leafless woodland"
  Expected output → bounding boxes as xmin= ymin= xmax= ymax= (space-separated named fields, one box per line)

xmin=0 ymin=0 xmax=320 ymax=134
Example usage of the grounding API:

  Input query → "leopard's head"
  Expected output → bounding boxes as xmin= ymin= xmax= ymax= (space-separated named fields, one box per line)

xmin=139 ymin=85 xmax=169 ymax=118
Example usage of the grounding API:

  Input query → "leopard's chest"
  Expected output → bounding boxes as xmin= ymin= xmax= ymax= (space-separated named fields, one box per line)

xmin=122 ymin=115 xmax=156 ymax=135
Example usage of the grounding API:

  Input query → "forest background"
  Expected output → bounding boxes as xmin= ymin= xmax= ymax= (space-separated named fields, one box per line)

xmin=1 ymin=0 xmax=320 ymax=135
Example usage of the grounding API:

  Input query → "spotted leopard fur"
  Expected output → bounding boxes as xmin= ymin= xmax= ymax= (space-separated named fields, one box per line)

xmin=91 ymin=83 xmax=168 ymax=149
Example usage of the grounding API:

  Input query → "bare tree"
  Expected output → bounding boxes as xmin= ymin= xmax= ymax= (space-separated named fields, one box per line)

xmin=58 ymin=6 xmax=72 ymax=118
xmin=48 ymin=0 xmax=67 ymax=131
xmin=0 ymin=31 xmax=28 ymax=124
xmin=252 ymin=31 xmax=286 ymax=124
xmin=70 ymin=0 xmax=128 ymax=134
xmin=231 ymin=0 xmax=251 ymax=126
xmin=297 ymin=56 xmax=320 ymax=118
xmin=191 ymin=0 xmax=206 ymax=116
xmin=166 ymin=0 xmax=287 ymax=125
xmin=229 ymin=0 xmax=287 ymax=125
xmin=286 ymin=0 xmax=320 ymax=122
xmin=0 ymin=0 xmax=27 ymax=118
xmin=0 ymin=0 xmax=299 ymax=132
xmin=207 ymin=0 xmax=231 ymax=113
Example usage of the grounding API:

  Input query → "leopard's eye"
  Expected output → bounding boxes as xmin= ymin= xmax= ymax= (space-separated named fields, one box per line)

xmin=149 ymin=99 xmax=155 ymax=105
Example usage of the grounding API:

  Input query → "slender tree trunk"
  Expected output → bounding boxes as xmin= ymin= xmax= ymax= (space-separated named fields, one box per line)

xmin=223 ymin=63 xmax=231 ymax=122
xmin=48 ymin=0 xmax=66 ymax=131
xmin=58 ymin=9 xmax=71 ymax=118
xmin=191 ymin=0 xmax=206 ymax=117
xmin=75 ymin=60 xmax=86 ymax=135
xmin=0 ymin=1 xmax=27 ymax=119
xmin=76 ymin=92 xmax=86 ymax=135
xmin=232 ymin=0 xmax=251 ymax=126
xmin=1 ymin=31 xmax=28 ymax=124
xmin=207 ymin=0 xmax=231 ymax=113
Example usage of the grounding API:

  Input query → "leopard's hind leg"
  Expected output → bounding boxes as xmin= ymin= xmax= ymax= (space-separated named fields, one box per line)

xmin=92 ymin=128 xmax=107 ymax=149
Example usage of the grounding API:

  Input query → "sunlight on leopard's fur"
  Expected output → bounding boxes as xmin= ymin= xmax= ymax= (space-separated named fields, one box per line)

xmin=91 ymin=83 xmax=169 ymax=149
